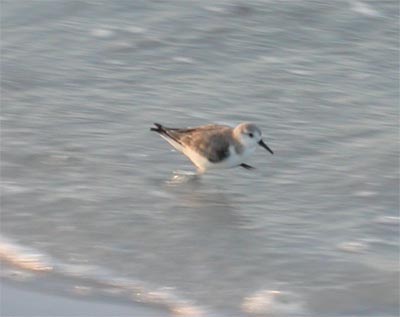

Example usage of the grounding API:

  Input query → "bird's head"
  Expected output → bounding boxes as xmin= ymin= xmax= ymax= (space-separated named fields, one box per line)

xmin=234 ymin=123 xmax=273 ymax=154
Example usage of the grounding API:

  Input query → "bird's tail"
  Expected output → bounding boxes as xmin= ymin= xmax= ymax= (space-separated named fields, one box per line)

xmin=150 ymin=122 xmax=165 ymax=134
xmin=150 ymin=123 xmax=182 ymax=145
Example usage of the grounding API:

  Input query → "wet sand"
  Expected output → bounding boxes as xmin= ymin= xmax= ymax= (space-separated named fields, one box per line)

xmin=1 ymin=281 xmax=167 ymax=317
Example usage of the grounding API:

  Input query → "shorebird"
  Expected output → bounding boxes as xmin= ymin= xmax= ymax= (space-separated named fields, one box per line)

xmin=151 ymin=122 xmax=273 ymax=173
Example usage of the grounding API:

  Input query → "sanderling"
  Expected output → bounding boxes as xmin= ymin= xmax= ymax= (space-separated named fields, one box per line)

xmin=151 ymin=122 xmax=273 ymax=173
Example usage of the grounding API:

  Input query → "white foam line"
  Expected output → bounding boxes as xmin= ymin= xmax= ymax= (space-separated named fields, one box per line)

xmin=241 ymin=289 xmax=306 ymax=316
xmin=0 ymin=237 xmax=53 ymax=272
xmin=350 ymin=0 xmax=382 ymax=17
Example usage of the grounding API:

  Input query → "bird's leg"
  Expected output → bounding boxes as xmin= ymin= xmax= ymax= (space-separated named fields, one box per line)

xmin=240 ymin=163 xmax=255 ymax=170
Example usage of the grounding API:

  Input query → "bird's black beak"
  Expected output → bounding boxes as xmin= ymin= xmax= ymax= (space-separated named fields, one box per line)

xmin=258 ymin=139 xmax=273 ymax=154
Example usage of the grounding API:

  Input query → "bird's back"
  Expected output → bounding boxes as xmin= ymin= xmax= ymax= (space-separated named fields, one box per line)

xmin=161 ymin=124 xmax=233 ymax=163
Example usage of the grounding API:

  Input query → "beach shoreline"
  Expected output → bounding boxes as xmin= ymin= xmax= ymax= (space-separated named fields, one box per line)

xmin=1 ymin=280 xmax=167 ymax=317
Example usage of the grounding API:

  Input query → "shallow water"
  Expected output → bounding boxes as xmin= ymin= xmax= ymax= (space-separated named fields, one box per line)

xmin=1 ymin=0 xmax=399 ymax=316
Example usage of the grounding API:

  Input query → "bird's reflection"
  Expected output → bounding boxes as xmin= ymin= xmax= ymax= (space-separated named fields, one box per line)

xmin=163 ymin=170 xmax=251 ymax=228
xmin=165 ymin=170 xmax=201 ymax=185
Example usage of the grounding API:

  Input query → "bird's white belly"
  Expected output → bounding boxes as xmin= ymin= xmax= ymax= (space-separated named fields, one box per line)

xmin=182 ymin=147 xmax=213 ymax=172
xmin=208 ymin=146 xmax=255 ymax=170
xmin=180 ymin=144 xmax=256 ymax=172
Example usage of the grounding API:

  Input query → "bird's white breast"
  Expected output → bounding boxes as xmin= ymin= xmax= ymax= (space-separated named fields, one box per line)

xmin=209 ymin=145 xmax=256 ymax=170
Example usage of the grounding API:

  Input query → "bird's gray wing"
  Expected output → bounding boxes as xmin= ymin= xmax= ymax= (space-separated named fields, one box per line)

xmin=168 ymin=126 xmax=232 ymax=163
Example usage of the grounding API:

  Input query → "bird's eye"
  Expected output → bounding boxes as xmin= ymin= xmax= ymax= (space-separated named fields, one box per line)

xmin=249 ymin=133 xmax=254 ymax=138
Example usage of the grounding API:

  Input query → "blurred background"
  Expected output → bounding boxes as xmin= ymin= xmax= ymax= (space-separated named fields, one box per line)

xmin=1 ymin=0 xmax=399 ymax=316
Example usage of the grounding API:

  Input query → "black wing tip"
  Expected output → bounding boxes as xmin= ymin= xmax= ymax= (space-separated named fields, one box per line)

xmin=150 ymin=123 xmax=163 ymax=132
